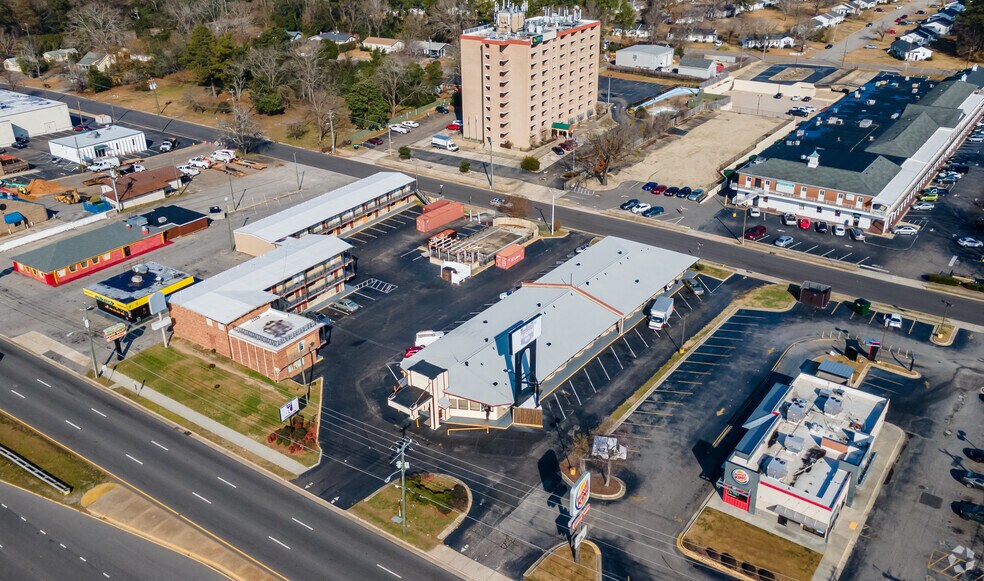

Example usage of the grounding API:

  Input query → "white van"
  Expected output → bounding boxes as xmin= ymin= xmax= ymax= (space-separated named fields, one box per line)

xmin=211 ymin=149 xmax=236 ymax=162
xmin=414 ymin=330 xmax=445 ymax=347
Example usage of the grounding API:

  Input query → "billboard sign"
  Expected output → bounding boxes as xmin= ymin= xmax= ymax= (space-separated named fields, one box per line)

xmin=509 ymin=314 xmax=542 ymax=355
xmin=102 ymin=323 xmax=127 ymax=342
xmin=149 ymin=291 xmax=167 ymax=315
xmin=279 ymin=397 xmax=300 ymax=422
xmin=569 ymin=472 xmax=590 ymax=519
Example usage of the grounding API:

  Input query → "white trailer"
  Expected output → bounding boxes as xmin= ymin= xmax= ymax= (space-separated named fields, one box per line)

xmin=648 ymin=296 xmax=674 ymax=330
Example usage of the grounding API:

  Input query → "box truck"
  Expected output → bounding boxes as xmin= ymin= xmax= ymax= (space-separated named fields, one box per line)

xmin=648 ymin=296 xmax=674 ymax=330
xmin=431 ymin=135 xmax=459 ymax=151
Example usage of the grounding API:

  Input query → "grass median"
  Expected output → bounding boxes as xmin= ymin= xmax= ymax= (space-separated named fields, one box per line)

xmin=114 ymin=341 xmax=321 ymax=467
xmin=350 ymin=474 xmax=467 ymax=550
xmin=525 ymin=542 xmax=599 ymax=581
xmin=0 ymin=412 xmax=109 ymax=506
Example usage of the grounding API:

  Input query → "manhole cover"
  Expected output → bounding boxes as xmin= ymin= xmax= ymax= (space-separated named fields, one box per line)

xmin=918 ymin=492 xmax=942 ymax=509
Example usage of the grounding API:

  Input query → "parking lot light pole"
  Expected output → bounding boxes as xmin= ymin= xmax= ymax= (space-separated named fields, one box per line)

xmin=938 ymin=300 xmax=952 ymax=339
xmin=387 ymin=126 xmax=392 ymax=155
xmin=740 ymin=207 xmax=747 ymax=245
xmin=551 ymin=192 xmax=557 ymax=235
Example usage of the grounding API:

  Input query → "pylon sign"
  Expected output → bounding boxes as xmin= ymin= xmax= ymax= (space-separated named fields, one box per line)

xmin=569 ymin=472 xmax=590 ymax=519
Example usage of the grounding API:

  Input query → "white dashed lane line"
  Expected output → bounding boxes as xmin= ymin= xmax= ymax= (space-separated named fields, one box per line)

xmin=36 ymin=379 xmax=52 ymax=388
xmin=216 ymin=477 xmax=237 ymax=489
xmin=10 ymin=390 xmax=25 ymax=399
xmin=125 ymin=454 xmax=143 ymax=466
xmin=90 ymin=408 xmax=107 ymax=418
xmin=192 ymin=492 xmax=212 ymax=505
xmin=268 ymin=536 xmax=291 ymax=550
xmin=291 ymin=517 xmax=313 ymax=531
xmin=64 ymin=420 xmax=82 ymax=430
xmin=151 ymin=441 xmax=169 ymax=451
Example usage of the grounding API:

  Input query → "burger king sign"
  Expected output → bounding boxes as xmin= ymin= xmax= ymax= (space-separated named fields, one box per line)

xmin=569 ymin=472 xmax=591 ymax=518
xmin=732 ymin=468 xmax=750 ymax=485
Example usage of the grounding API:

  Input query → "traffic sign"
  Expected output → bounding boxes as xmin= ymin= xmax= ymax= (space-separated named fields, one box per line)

xmin=151 ymin=316 xmax=172 ymax=331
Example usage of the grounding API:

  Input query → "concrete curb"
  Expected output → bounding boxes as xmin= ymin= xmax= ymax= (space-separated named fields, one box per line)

xmin=437 ymin=475 xmax=473 ymax=541
xmin=558 ymin=467 xmax=627 ymax=501
xmin=522 ymin=539 xmax=603 ymax=581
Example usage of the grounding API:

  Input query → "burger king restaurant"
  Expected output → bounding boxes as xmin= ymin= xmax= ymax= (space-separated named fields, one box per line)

xmin=719 ymin=373 xmax=888 ymax=540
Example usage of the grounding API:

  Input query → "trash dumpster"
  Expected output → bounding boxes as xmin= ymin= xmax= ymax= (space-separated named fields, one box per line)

xmin=852 ymin=298 xmax=871 ymax=316
xmin=799 ymin=281 xmax=831 ymax=308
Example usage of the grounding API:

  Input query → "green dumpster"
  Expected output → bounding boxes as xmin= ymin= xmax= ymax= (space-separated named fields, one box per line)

xmin=852 ymin=298 xmax=871 ymax=316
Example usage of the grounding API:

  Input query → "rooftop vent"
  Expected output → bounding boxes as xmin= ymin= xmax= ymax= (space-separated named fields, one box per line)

xmin=132 ymin=264 xmax=149 ymax=274
xmin=787 ymin=397 xmax=809 ymax=422
xmin=859 ymin=119 xmax=872 ymax=128
xmin=785 ymin=435 xmax=806 ymax=454
xmin=131 ymin=274 xmax=143 ymax=285
xmin=825 ymin=395 xmax=843 ymax=416
xmin=866 ymin=99 xmax=876 ymax=105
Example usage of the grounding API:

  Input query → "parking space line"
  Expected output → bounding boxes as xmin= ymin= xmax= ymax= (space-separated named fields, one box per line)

xmin=676 ymin=294 xmax=694 ymax=311
xmin=551 ymin=395 xmax=567 ymax=420
xmin=356 ymin=231 xmax=377 ymax=238
xmin=367 ymin=227 xmax=388 ymax=234
xmin=838 ymin=253 xmax=853 ymax=261
xmin=803 ymin=244 xmax=818 ymax=253
xmin=596 ymin=359 xmax=611 ymax=381
xmin=399 ymin=249 xmax=419 ymax=258
xmin=669 ymin=380 xmax=703 ymax=385
xmin=683 ymin=360 xmax=721 ymax=366
xmin=720 ymin=321 xmax=758 ymax=326
xmin=700 ymin=344 xmax=735 ymax=349
xmin=632 ymin=410 xmax=674 ymax=417
xmin=868 ymin=312 xmax=876 ymax=325
xmin=653 ymin=389 xmax=693 ymax=395
xmin=861 ymin=383 xmax=897 ymax=394
xmin=908 ymin=319 xmax=916 ymax=335
xmin=352 ymin=291 xmax=376 ymax=301
xmin=821 ymin=249 xmax=835 ymax=257
xmin=633 ymin=328 xmax=649 ymax=348
xmin=856 ymin=257 xmax=869 ymax=265
xmin=609 ymin=346 xmax=624 ymax=370
xmin=729 ymin=314 xmax=765 ymax=319
xmin=621 ymin=337 xmax=637 ymax=359
xmin=672 ymin=370 xmax=711 ymax=374
xmin=582 ymin=369 xmax=596 ymax=393
xmin=870 ymin=374 xmax=903 ymax=387
xmin=568 ymin=382 xmax=582 ymax=406
xmin=706 ymin=335 xmax=740 ymax=341
xmin=623 ymin=420 xmax=667 ymax=427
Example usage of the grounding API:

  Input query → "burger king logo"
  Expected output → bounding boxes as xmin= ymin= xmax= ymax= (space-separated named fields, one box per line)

xmin=573 ymin=475 xmax=590 ymax=513
xmin=732 ymin=468 xmax=749 ymax=485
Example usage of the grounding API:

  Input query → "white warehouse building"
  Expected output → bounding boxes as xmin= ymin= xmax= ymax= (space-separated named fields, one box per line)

xmin=615 ymin=44 xmax=674 ymax=70
xmin=48 ymin=125 xmax=148 ymax=164
xmin=0 ymin=89 xmax=73 ymax=146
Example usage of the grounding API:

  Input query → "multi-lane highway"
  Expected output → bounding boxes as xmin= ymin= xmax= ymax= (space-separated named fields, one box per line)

xmin=0 ymin=337 xmax=460 ymax=581
xmin=14 ymin=85 xmax=983 ymax=327
xmin=0 ymin=480 xmax=226 ymax=581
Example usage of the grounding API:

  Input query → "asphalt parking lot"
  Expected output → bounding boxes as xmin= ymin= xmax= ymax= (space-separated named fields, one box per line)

xmin=599 ymin=76 xmax=667 ymax=109
xmin=7 ymin=115 xmax=191 ymax=180
xmin=357 ymin=110 xmax=458 ymax=152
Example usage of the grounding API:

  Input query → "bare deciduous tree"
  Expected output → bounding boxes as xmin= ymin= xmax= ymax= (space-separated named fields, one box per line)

xmin=220 ymin=103 xmax=263 ymax=152
xmin=245 ymin=45 xmax=287 ymax=88
xmin=583 ymin=123 xmax=640 ymax=185
xmin=361 ymin=0 xmax=389 ymax=39
xmin=373 ymin=56 xmax=423 ymax=117
xmin=67 ymin=3 xmax=128 ymax=52
xmin=774 ymin=0 xmax=800 ymax=20
xmin=307 ymin=88 xmax=344 ymax=146
xmin=398 ymin=13 xmax=430 ymax=56
xmin=225 ymin=58 xmax=251 ymax=103
xmin=430 ymin=0 xmax=474 ymax=41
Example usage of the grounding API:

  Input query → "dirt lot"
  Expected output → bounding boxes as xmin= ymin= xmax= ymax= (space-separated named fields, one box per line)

xmin=601 ymin=110 xmax=786 ymax=190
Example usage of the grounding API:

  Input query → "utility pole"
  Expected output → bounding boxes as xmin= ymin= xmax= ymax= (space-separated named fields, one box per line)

xmin=939 ymin=300 xmax=952 ymax=339
xmin=679 ymin=313 xmax=686 ymax=354
xmin=224 ymin=196 xmax=234 ymax=250
xmin=293 ymin=152 xmax=300 ymax=190
xmin=740 ymin=206 xmax=747 ymax=245
xmin=487 ymin=137 xmax=494 ymax=192
xmin=82 ymin=309 xmax=99 ymax=377
xmin=388 ymin=126 xmax=392 ymax=155
xmin=327 ymin=112 xmax=336 ymax=155
xmin=109 ymin=169 xmax=122 ymax=214
xmin=149 ymin=81 xmax=162 ymax=131
xmin=391 ymin=437 xmax=413 ymax=537
xmin=550 ymin=192 xmax=557 ymax=235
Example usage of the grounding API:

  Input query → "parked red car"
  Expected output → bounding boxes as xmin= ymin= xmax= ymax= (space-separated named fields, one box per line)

xmin=744 ymin=225 xmax=768 ymax=241
xmin=652 ymin=185 xmax=668 ymax=195
xmin=798 ymin=218 xmax=811 ymax=229
xmin=446 ymin=122 xmax=462 ymax=131
xmin=404 ymin=346 xmax=424 ymax=359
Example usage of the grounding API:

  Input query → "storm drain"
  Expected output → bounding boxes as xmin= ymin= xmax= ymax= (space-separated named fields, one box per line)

xmin=918 ymin=492 xmax=942 ymax=509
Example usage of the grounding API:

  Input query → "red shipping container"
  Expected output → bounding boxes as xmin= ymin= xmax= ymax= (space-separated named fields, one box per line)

xmin=423 ymin=199 xmax=452 ymax=214
xmin=495 ymin=244 xmax=524 ymax=270
xmin=416 ymin=201 xmax=464 ymax=232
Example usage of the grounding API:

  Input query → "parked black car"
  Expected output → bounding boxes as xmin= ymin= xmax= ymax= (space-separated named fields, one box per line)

xmin=676 ymin=187 xmax=691 ymax=198
xmin=956 ymin=501 xmax=984 ymax=523
xmin=435 ymin=106 xmax=450 ymax=114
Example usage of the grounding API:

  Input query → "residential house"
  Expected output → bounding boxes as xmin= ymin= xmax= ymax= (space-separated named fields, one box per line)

xmin=941 ymin=1 xmax=965 ymax=12
xmin=411 ymin=41 xmax=450 ymax=58
xmin=624 ymin=24 xmax=651 ymax=38
xmin=922 ymin=20 xmax=952 ymax=35
xmin=667 ymin=27 xmax=719 ymax=43
xmin=852 ymin=0 xmax=877 ymax=8
xmin=899 ymin=28 xmax=935 ymax=46
xmin=309 ymin=31 xmax=358 ymax=44
xmin=741 ymin=34 xmax=795 ymax=49
xmin=361 ymin=37 xmax=405 ymax=53
xmin=98 ymin=166 xmax=185 ymax=211
xmin=830 ymin=3 xmax=857 ymax=15
xmin=2 ymin=58 xmax=22 ymax=73
xmin=77 ymin=51 xmax=115 ymax=72
xmin=42 ymin=48 xmax=77 ymax=63
xmin=285 ymin=30 xmax=303 ymax=42
xmin=812 ymin=11 xmax=846 ymax=29
xmin=675 ymin=56 xmax=716 ymax=79
xmin=890 ymin=39 xmax=933 ymax=61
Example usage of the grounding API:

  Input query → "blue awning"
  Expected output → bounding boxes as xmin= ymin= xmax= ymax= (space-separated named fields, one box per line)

xmin=3 ymin=211 xmax=24 ymax=225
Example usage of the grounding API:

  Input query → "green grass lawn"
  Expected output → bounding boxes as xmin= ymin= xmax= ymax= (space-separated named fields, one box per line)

xmin=684 ymin=507 xmax=822 ymax=581
xmin=114 ymin=342 xmax=321 ymax=466
xmin=525 ymin=543 xmax=599 ymax=581
xmin=695 ymin=262 xmax=733 ymax=281
xmin=736 ymin=284 xmax=796 ymax=310
xmin=350 ymin=475 xmax=465 ymax=550
xmin=0 ymin=412 xmax=108 ymax=506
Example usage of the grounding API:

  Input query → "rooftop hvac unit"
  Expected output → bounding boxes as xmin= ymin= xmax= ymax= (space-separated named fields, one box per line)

xmin=825 ymin=395 xmax=843 ymax=416
xmin=766 ymin=457 xmax=789 ymax=480
xmin=794 ymin=140 xmax=801 ymax=146
xmin=785 ymin=435 xmax=806 ymax=454
xmin=859 ymin=119 xmax=872 ymax=128
xmin=891 ymin=113 xmax=900 ymax=119
xmin=868 ymin=136 xmax=875 ymax=141
xmin=786 ymin=140 xmax=796 ymax=146
xmin=131 ymin=275 xmax=143 ymax=285
xmin=854 ymin=91 xmax=861 ymax=98
xmin=132 ymin=264 xmax=149 ymax=274
xmin=866 ymin=99 xmax=876 ymax=105
xmin=787 ymin=398 xmax=809 ymax=422
xmin=796 ymin=129 xmax=805 ymax=137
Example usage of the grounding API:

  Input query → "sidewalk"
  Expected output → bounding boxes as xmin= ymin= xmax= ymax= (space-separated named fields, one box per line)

xmin=11 ymin=332 xmax=308 ymax=475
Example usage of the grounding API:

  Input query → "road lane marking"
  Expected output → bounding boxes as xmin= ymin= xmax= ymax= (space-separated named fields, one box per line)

xmin=60 ymin=543 xmax=66 ymax=549
xmin=65 ymin=420 xmax=82 ymax=430
xmin=192 ymin=492 xmax=212 ymax=504
xmin=37 ymin=379 xmax=52 ymax=388
xmin=90 ymin=408 xmax=107 ymax=418
xmin=80 ymin=556 xmax=86 ymax=562
xmin=125 ymin=454 xmax=143 ymax=465
xmin=39 ymin=529 xmax=45 ymax=535
xmin=217 ymin=477 xmax=237 ymax=489
xmin=151 ymin=441 xmax=168 ymax=451
xmin=268 ymin=536 xmax=291 ymax=550
xmin=10 ymin=390 xmax=25 ymax=399
xmin=103 ymin=574 xmax=110 ymax=578
xmin=376 ymin=564 xmax=402 ymax=578
xmin=291 ymin=517 xmax=313 ymax=530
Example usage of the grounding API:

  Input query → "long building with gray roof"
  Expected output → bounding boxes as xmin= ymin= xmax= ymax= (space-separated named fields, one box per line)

xmin=734 ymin=70 xmax=984 ymax=233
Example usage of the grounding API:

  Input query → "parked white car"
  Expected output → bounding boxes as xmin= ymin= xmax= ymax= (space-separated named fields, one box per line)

xmin=188 ymin=156 xmax=213 ymax=169
xmin=957 ymin=236 xmax=983 ymax=248
xmin=631 ymin=202 xmax=652 ymax=214
xmin=892 ymin=225 xmax=919 ymax=235
xmin=911 ymin=202 xmax=935 ymax=211
xmin=832 ymin=225 xmax=846 ymax=236
xmin=389 ymin=124 xmax=409 ymax=134
xmin=884 ymin=313 xmax=903 ymax=329
xmin=130 ymin=164 xmax=146 ymax=172
xmin=176 ymin=165 xmax=201 ymax=176
xmin=401 ymin=120 xmax=419 ymax=128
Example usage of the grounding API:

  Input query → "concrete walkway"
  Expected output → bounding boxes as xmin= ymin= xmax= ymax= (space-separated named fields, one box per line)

xmin=101 ymin=366 xmax=308 ymax=475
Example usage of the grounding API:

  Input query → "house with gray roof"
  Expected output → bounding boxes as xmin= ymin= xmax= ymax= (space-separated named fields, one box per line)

xmin=676 ymin=56 xmax=716 ymax=79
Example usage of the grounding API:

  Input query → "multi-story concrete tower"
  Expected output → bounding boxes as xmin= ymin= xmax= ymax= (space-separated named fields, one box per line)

xmin=460 ymin=2 xmax=600 ymax=150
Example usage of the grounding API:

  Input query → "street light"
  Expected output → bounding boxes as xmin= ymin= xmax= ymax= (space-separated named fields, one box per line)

xmin=487 ymin=136 xmax=494 ymax=192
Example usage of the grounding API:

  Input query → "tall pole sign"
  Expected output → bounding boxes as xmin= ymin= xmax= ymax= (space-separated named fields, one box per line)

xmin=567 ymin=472 xmax=591 ymax=562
